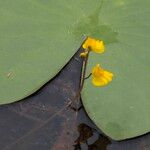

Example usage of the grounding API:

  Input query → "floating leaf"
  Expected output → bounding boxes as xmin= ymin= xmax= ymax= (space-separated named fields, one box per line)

xmin=82 ymin=0 xmax=150 ymax=140
xmin=0 ymin=0 xmax=100 ymax=104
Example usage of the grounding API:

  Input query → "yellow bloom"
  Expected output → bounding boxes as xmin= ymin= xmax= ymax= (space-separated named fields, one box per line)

xmin=82 ymin=37 xmax=105 ymax=53
xmin=92 ymin=64 xmax=113 ymax=86
xmin=80 ymin=51 xmax=88 ymax=58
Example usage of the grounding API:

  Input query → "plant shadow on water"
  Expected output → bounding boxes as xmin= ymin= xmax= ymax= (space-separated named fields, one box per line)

xmin=0 ymin=47 xmax=149 ymax=150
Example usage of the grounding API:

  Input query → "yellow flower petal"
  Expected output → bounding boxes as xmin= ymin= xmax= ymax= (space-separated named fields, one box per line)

xmin=104 ymin=71 xmax=113 ymax=77
xmin=91 ymin=64 xmax=113 ymax=87
xmin=92 ymin=64 xmax=103 ymax=77
xmin=92 ymin=77 xmax=106 ymax=86
xmin=103 ymin=71 xmax=113 ymax=82
xmin=82 ymin=37 xmax=105 ymax=53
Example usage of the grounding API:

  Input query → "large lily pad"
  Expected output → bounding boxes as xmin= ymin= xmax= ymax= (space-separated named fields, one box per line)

xmin=82 ymin=0 xmax=150 ymax=140
xmin=0 ymin=0 xmax=100 ymax=104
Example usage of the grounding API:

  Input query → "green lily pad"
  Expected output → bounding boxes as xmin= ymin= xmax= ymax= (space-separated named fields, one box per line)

xmin=0 ymin=0 xmax=100 ymax=104
xmin=82 ymin=0 xmax=150 ymax=140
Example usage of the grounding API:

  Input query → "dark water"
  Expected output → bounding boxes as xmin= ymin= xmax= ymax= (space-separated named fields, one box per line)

xmin=0 ymin=47 xmax=149 ymax=150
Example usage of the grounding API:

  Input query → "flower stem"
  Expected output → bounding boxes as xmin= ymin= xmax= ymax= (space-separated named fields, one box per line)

xmin=84 ymin=73 xmax=92 ymax=80
xmin=68 ymin=49 xmax=90 ymax=111
xmin=80 ymin=50 xmax=90 ymax=90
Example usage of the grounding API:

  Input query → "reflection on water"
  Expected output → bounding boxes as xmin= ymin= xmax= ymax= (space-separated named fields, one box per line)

xmin=68 ymin=101 xmax=111 ymax=150
xmin=74 ymin=123 xmax=111 ymax=150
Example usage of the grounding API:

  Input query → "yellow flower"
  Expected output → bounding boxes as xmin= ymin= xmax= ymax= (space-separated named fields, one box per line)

xmin=82 ymin=37 xmax=105 ymax=53
xmin=80 ymin=51 xmax=88 ymax=58
xmin=92 ymin=64 xmax=113 ymax=86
